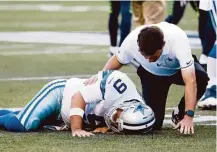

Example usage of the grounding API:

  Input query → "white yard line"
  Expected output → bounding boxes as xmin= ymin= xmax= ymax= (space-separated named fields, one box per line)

xmin=0 ymin=49 xmax=107 ymax=56
xmin=0 ymin=31 xmax=201 ymax=50
xmin=0 ymin=74 xmax=92 ymax=81
xmin=0 ymin=4 xmax=108 ymax=12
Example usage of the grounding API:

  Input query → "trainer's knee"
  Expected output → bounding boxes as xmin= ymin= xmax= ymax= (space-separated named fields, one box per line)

xmin=152 ymin=120 xmax=164 ymax=130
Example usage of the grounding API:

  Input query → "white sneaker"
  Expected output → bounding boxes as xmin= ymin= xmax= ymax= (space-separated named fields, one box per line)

xmin=197 ymin=85 xmax=217 ymax=109
xmin=197 ymin=97 xmax=217 ymax=109
xmin=108 ymin=46 xmax=119 ymax=57
xmin=199 ymin=54 xmax=208 ymax=65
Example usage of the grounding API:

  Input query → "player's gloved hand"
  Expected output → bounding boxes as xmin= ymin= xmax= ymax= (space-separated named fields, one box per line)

xmin=173 ymin=115 xmax=194 ymax=135
xmin=84 ymin=74 xmax=98 ymax=86
xmin=72 ymin=129 xmax=95 ymax=137
xmin=180 ymin=0 xmax=187 ymax=7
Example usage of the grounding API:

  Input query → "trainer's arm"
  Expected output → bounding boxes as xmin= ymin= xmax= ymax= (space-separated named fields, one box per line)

xmin=174 ymin=67 xmax=197 ymax=134
xmin=103 ymin=55 xmax=124 ymax=70
xmin=182 ymin=67 xmax=197 ymax=114
xmin=70 ymin=92 xmax=94 ymax=137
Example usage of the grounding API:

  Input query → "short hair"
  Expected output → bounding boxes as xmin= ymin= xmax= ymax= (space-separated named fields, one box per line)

xmin=137 ymin=26 xmax=164 ymax=56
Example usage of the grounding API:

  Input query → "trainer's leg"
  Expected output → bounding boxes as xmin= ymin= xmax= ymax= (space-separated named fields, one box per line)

xmin=5 ymin=79 xmax=66 ymax=132
xmin=119 ymin=1 xmax=132 ymax=46
xmin=137 ymin=66 xmax=171 ymax=130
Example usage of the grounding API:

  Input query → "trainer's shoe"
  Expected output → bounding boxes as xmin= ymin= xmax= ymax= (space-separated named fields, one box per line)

xmin=198 ymin=85 xmax=217 ymax=110
xmin=171 ymin=107 xmax=184 ymax=126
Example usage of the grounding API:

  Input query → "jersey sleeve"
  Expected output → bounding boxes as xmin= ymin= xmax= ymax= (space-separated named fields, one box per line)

xmin=173 ymin=30 xmax=194 ymax=70
xmin=116 ymin=35 xmax=135 ymax=64
xmin=79 ymin=79 xmax=103 ymax=104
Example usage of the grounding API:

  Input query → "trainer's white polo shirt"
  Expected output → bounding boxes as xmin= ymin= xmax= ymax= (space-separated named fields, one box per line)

xmin=116 ymin=22 xmax=194 ymax=76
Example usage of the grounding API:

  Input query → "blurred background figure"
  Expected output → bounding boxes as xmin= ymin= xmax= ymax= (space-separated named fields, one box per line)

xmin=108 ymin=0 xmax=132 ymax=56
xmin=132 ymin=0 xmax=166 ymax=26
xmin=165 ymin=0 xmax=216 ymax=68
xmin=197 ymin=0 xmax=217 ymax=110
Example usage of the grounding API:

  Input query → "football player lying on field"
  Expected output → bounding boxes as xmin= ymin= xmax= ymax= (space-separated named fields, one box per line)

xmin=0 ymin=70 xmax=155 ymax=137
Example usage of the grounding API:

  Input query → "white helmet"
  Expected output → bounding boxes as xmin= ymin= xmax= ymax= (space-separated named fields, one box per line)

xmin=104 ymin=99 xmax=155 ymax=134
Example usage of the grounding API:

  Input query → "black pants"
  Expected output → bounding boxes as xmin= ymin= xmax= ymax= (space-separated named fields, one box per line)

xmin=137 ymin=61 xmax=209 ymax=130
xmin=108 ymin=1 xmax=132 ymax=46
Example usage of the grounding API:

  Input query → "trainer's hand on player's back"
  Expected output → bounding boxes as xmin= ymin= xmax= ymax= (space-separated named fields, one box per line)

xmin=72 ymin=129 xmax=95 ymax=137
xmin=84 ymin=74 xmax=98 ymax=86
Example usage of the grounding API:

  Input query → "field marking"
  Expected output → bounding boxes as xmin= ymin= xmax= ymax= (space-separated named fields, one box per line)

xmin=0 ymin=74 xmax=92 ymax=81
xmin=0 ymin=31 xmax=201 ymax=49
xmin=0 ymin=4 xmax=108 ymax=12
xmin=0 ymin=49 xmax=107 ymax=56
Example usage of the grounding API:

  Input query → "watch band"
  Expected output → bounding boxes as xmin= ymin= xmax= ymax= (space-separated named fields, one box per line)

xmin=185 ymin=110 xmax=194 ymax=117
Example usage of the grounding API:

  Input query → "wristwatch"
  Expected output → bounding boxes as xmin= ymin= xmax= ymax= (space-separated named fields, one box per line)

xmin=185 ymin=110 xmax=194 ymax=117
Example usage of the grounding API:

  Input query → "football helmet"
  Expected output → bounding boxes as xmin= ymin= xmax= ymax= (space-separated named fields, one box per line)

xmin=104 ymin=99 xmax=155 ymax=134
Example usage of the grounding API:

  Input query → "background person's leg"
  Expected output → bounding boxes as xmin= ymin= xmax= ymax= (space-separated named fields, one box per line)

xmin=119 ymin=1 xmax=132 ymax=46
xmin=198 ymin=44 xmax=217 ymax=109
xmin=165 ymin=0 xmax=187 ymax=24
xmin=199 ymin=10 xmax=216 ymax=65
xmin=108 ymin=1 xmax=120 ymax=47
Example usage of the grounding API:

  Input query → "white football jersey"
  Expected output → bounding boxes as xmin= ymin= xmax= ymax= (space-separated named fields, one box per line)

xmin=116 ymin=22 xmax=194 ymax=76
xmin=61 ymin=70 xmax=143 ymax=127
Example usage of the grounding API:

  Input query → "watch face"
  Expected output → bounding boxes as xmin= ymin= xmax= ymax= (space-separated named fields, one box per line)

xmin=186 ymin=110 xmax=194 ymax=117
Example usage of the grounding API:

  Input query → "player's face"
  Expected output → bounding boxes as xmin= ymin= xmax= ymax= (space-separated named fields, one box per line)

xmin=144 ymin=49 xmax=163 ymax=62
xmin=112 ymin=108 xmax=123 ymax=126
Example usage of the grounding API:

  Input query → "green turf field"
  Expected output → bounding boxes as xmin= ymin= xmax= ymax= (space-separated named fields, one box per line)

xmin=0 ymin=1 xmax=216 ymax=152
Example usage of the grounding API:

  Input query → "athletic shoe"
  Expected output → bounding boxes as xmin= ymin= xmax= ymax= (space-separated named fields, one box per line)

xmin=198 ymin=85 xmax=216 ymax=110
xmin=171 ymin=107 xmax=184 ymax=126
xmin=108 ymin=46 xmax=119 ymax=57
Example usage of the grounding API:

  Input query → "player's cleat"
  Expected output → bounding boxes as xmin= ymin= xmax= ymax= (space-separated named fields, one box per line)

xmin=197 ymin=85 xmax=217 ymax=110
xmin=171 ymin=107 xmax=184 ymax=127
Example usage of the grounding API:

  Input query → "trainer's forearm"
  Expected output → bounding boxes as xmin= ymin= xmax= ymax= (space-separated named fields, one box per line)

xmin=103 ymin=55 xmax=123 ymax=70
xmin=184 ymin=81 xmax=197 ymax=111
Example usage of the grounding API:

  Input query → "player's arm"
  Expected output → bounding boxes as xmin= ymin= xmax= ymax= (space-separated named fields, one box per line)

xmin=70 ymin=92 xmax=94 ymax=137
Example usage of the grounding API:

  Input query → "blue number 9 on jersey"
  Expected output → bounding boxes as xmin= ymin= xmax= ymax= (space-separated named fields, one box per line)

xmin=113 ymin=79 xmax=127 ymax=94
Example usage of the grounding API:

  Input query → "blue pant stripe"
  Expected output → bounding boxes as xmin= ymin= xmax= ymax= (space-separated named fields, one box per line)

xmin=213 ymin=0 xmax=216 ymax=13
xmin=23 ymin=84 xmax=65 ymax=127
xmin=18 ymin=80 xmax=66 ymax=122
xmin=209 ymin=11 xmax=216 ymax=32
